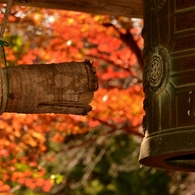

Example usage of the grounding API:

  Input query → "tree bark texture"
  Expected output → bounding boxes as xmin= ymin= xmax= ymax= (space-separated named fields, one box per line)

xmin=4 ymin=60 xmax=98 ymax=115
xmin=0 ymin=0 xmax=143 ymax=18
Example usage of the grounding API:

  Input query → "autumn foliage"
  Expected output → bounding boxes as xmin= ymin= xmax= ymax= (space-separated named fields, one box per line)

xmin=0 ymin=4 xmax=144 ymax=194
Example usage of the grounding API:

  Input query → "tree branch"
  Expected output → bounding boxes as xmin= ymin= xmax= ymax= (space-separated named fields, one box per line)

xmin=103 ymin=23 xmax=144 ymax=70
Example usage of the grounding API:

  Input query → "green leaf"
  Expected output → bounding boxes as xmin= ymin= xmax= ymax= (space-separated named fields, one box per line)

xmin=51 ymin=174 xmax=64 ymax=185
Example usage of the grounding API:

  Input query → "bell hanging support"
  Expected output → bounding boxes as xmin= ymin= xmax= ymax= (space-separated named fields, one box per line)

xmin=139 ymin=0 xmax=195 ymax=172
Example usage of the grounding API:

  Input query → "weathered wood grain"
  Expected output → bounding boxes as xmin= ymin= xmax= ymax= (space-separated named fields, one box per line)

xmin=4 ymin=60 xmax=98 ymax=115
xmin=1 ymin=0 xmax=143 ymax=18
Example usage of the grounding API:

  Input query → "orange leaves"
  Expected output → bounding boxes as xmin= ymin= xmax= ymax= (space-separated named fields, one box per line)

xmin=90 ymin=87 xmax=144 ymax=127
xmin=11 ymin=170 xmax=53 ymax=192
xmin=22 ymin=134 xmax=38 ymax=147
xmin=0 ymin=114 xmax=50 ymax=176
xmin=97 ymin=36 xmax=121 ymax=53
xmin=42 ymin=179 xmax=53 ymax=192
xmin=12 ymin=171 xmax=32 ymax=183
xmin=51 ymin=133 xmax=64 ymax=143
xmin=23 ymin=178 xmax=52 ymax=192
xmin=101 ymin=66 xmax=129 ymax=80
xmin=45 ymin=11 xmax=121 ymax=63
xmin=0 ymin=181 xmax=11 ymax=194
xmin=18 ymin=50 xmax=37 ymax=64
xmin=62 ymin=85 xmax=144 ymax=135
xmin=22 ymin=131 xmax=46 ymax=150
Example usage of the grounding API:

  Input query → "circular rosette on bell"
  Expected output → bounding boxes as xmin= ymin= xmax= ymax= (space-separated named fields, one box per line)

xmin=147 ymin=46 xmax=169 ymax=93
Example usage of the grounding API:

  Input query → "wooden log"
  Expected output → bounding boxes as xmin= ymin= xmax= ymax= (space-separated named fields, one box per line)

xmin=0 ymin=0 xmax=143 ymax=18
xmin=3 ymin=60 xmax=98 ymax=115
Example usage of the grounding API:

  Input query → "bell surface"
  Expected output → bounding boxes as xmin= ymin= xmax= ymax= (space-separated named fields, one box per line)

xmin=139 ymin=0 xmax=195 ymax=172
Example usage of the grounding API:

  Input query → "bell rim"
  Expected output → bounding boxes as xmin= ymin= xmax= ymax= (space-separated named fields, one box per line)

xmin=139 ymin=127 xmax=195 ymax=172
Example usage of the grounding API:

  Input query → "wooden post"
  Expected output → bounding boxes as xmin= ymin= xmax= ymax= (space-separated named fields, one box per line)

xmin=3 ymin=60 xmax=98 ymax=115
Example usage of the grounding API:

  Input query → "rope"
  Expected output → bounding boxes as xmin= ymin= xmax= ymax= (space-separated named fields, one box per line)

xmin=0 ymin=0 xmax=13 ymax=38
xmin=0 ymin=0 xmax=13 ymax=114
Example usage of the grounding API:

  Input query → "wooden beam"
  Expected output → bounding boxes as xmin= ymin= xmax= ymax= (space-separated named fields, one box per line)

xmin=1 ymin=0 xmax=143 ymax=18
xmin=4 ymin=60 xmax=98 ymax=115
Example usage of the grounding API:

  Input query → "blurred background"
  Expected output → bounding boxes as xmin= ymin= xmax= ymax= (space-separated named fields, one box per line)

xmin=0 ymin=4 xmax=194 ymax=195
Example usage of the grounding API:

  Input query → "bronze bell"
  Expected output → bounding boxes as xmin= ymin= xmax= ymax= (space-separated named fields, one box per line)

xmin=139 ymin=0 xmax=195 ymax=172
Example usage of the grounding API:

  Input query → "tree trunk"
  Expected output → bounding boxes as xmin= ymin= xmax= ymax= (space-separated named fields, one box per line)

xmin=3 ymin=60 xmax=98 ymax=115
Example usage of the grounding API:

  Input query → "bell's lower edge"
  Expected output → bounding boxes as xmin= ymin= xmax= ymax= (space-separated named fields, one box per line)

xmin=139 ymin=128 xmax=195 ymax=172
